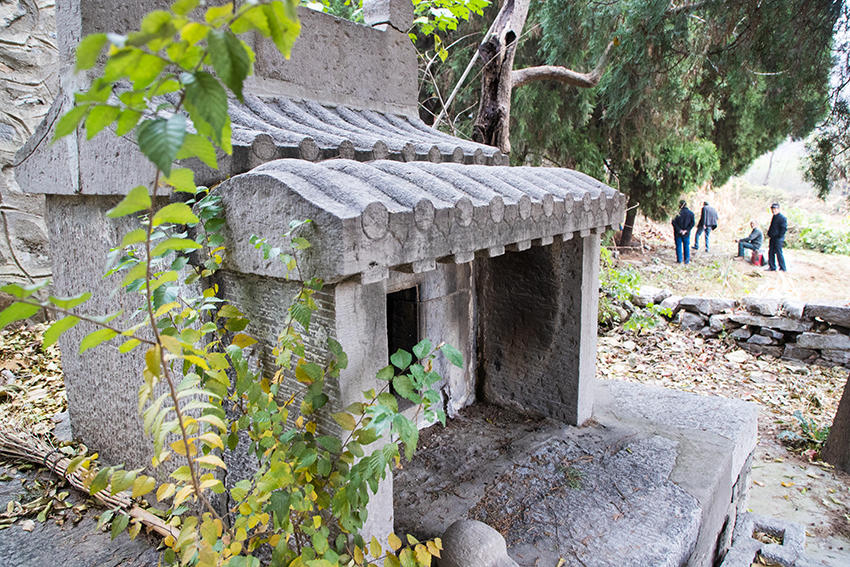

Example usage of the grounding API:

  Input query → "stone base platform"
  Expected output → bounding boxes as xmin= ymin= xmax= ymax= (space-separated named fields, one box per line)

xmin=394 ymin=380 xmax=758 ymax=567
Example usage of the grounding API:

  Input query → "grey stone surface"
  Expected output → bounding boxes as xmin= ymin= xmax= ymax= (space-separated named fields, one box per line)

xmin=679 ymin=296 xmax=736 ymax=315
xmin=660 ymin=294 xmax=682 ymax=316
xmin=632 ymin=285 xmax=671 ymax=307
xmin=796 ymin=332 xmax=850 ymax=350
xmin=680 ymin=311 xmax=707 ymax=331
xmin=739 ymin=343 xmax=784 ymax=358
xmin=0 ymin=464 xmax=159 ymax=566
xmin=699 ymin=325 xmax=719 ymax=338
xmin=820 ymin=349 xmax=850 ymax=366
xmin=759 ymin=327 xmax=785 ymax=340
xmin=741 ymin=297 xmax=782 ymax=316
xmin=728 ymin=313 xmax=813 ymax=333
xmin=730 ymin=327 xmax=752 ymax=340
xmin=782 ymin=300 xmax=806 ymax=320
xmin=747 ymin=334 xmax=774 ymax=345
xmin=477 ymin=236 xmax=599 ymax=426
xmin=803 ymin=302 xmax=850 ymax=329
xmin=710 ymin=314 xmax=741 ymax=332
xmin=782 ymin=344 xmax=817 ymax=361
xmin=719 ymin=512 xmax=817 ymax=567
xmin=440 ymin=520 xmax=520 ymax=567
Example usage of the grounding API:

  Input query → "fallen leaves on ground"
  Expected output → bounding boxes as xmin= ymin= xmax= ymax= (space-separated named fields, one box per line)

xmin=0 ymin=323 xmax=66 ymax=435
xmin=597 ymin=323 xmax=847 ymax=444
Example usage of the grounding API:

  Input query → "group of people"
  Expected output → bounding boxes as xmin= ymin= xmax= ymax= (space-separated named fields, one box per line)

xmin=671 ymin=201 xmax=787 ymax=271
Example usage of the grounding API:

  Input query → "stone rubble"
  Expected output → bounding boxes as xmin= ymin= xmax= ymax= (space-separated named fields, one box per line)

xmin=634 ymin=290 xmax=850 ymax=368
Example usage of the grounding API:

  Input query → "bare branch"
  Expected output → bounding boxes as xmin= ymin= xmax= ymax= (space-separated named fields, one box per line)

xmin=512 ymin=41 xmax=614 ymax=89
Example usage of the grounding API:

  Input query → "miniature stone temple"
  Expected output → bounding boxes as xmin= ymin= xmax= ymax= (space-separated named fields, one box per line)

xmin=16 ymin=1 xmax=757 ymax=565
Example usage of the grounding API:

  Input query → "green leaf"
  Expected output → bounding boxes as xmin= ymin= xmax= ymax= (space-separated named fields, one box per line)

xmin=205 ymin=3 xmax=234 ymax=25
xmin=317 ymin=435 xmax=342 ymax=454
xmin=48 ymin=292 xmax=91 ymax=310
xmin=392 ymin=375 xmax=419 ymax=402
xmin=137 ymin=115 xmax=187 ymax=176
xmin=106 ymin=186 xmax=151 ymax=218
xmin=1 ymin=281 xmax=47 ymax=298
xmin=151 ymin=237 xmax=202 ymax=256
xmin=180 ymin=21 xmax=208 ymax=45
xmin=110 ymin=513 xmax=130 ymax=540
xmin=119 ymin=338 xmax=141 ymax=353
xmin=115 ymin=109 xmax=142 ymax=137
xmin=85 ymin=105 xmax=120 ymax=139
xmin=172 ymin=0 xmax=199 ymax=16
xmin=332 ymin=412 xmax=356 ymax=431
xmin=76 ymin=33 xmax=108 ymax=70
xmin=89 ymin=467 xmax=110 ymax=494
xmin=152 ymin=203 xmax=199 ymax=226
xmin=441 ymin=343 xmax=463 ymax=368
xmin=175 ymin=133 xmax=218 ymax=168
xmin=80 ymin=328 xmax=118 ymax=353
xmin=0 ymin=302 xmax=40 ymax=329
xmin=412 ymin=338 xmax=432 ymax=360
xmin=53 ymin=104 xmax=90 ymax=141
xmin=264 ymin=2 xmax=301 ymax=59
xmin=184 ymin=71 xmax=229 ymax=142
xmin=390 ymin=349 xmax=412 ymax=371
xmin=43 ymin=316 xmax=80 ymax=348
xmin=207 ymin=29 xmax=252 ymax=100
xmin=162 ymin=168 xmax=196 ymax=193
xmin=376 ymin=364 xmax=394 ymax=381
xmin=121 ymin=229 xmax=147 ymax=246
xmin=393 ymin=414 xmax=418 ymax=460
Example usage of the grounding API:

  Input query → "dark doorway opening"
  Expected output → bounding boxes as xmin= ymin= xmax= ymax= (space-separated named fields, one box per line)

xmin=387 ymin=286 xmax=420 ymax=407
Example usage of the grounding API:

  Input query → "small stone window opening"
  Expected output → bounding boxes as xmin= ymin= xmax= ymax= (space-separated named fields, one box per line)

xmin=387 ymin=286 xmax=420 ymax=408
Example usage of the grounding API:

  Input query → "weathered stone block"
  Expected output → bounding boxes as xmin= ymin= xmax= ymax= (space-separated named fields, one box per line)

xmin=741 ymin=297 xmax=781 ymax=316
xmin=782 ymin=300 xmax=805 ymax=320
xmin=739 ymin=343 xmax=783 ymax=358
xmin=821 ymin=349 xmax=850 ymax=366
xmin=709 ymin=314 xmax=741 ymax=332
xmin=699 ymin=326 xmax=719 ymax=338
xmin=796 ymin=332 xmax=850 ymax=350
xmin=803 ymin=302 xmax=850 ymax=329
xmin=782 ymin=344 xmax=817 ymax=361
xmin=632 ymin=285 xmax=671 ymax=308
xmin=660 ymin=294 xmax=682 ymax=316
xmin=729 ymin=328 xmax=752 ymax=341
xmin=728 ymin=313 xmax=812 ymax=333
xmin=679 ymin=311 xmax=706 ymax=331
xmin=747 ymin=334 xmax=774 ymax=346
xmin=679 ymin=296 xmax=736 ymax=315
xmin=440 ymin=520 xmax=519 ymax=567
xmin=758 ymin=327 xmax=784 ymax=341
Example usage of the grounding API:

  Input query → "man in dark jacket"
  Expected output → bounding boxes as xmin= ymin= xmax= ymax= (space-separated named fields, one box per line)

xmin=693 ymin=201 xmax=719 ymax=252
xmin=672 ymin=200 xmax=695 ymax=264
xmin=766 ymin=202 xmax=787 ymax=271
xmin=736 ymin=220 xmax=763 ymax=258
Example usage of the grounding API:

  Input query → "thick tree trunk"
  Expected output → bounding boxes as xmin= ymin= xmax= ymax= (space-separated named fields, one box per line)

xmin=472 ymin=0 xmax=531 ymax=153
xmin=619 ymin=194 xmax=639 ymax=247
xmin=823 ymin=373 xmax=850 ymax=473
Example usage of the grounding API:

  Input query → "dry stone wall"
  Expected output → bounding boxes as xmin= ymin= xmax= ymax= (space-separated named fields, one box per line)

xmin=1 ymin=0 xmax=57 ymax=288
xmin=635 ymin=287 xmax=850 ymax=368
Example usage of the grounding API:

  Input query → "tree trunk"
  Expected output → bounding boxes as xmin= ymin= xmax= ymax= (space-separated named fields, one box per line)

xmin=619 ymin=195 xmax=639 ymax=247
xmin=823 ymin=373 xmax=850 ymax=473
xmin=472 ymin=0 xmax=531 ymax=153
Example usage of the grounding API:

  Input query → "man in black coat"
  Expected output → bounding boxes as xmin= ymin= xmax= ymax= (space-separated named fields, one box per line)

xmin=672 ymin=200 xmax=695 ymax=264
xmin=766 ymin=202 xmax=787 ymax=271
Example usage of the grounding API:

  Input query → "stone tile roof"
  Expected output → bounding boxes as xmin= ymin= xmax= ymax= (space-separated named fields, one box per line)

xmin=230 ymin=95 xmax=507 ymax=165
xmin=219 ymin=159 xmax=626 ymax=283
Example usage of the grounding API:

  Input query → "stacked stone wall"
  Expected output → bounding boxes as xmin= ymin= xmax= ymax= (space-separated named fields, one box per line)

xmin=633 ymin=288 xmax=850 ymax=368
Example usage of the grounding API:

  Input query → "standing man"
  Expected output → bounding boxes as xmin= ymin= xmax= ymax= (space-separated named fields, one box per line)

xmin=693 ymin=201 xmax=719 ymax=252
xmin=766 ymin=202 xmax=787 ymax=271
xmin=672 ymin=200 xmax=695 ymax=264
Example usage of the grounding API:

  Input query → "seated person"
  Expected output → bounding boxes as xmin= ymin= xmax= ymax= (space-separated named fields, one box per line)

xmin=736 ymin=220 xmax=763 ymax=258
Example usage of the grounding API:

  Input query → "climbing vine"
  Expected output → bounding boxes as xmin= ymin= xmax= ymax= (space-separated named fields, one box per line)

xmin=0 ymin=2 xmax=455 ymax=565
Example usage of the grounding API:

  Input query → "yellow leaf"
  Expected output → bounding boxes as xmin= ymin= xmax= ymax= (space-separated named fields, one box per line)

xmin=369 ymin=536 xmax=382 ymax=558
xmin=145 ymin=346 xmax=162 ymax=377
xmin=195 ymin=454 xmax=227 ymax=469
xmin=157 ymin=482 xmax=176 ymax=502
xmin=159 ymin=334 xmax=183 ymax=354
xmin=388 ymin=532 xmax=402 ymax=552
xmin=232 ymin=333 xmax=257 ymax=348
xmin=173 ymin=485 xmax=195 ymax=506
xmin=196 ymin=414 xmax=227 ymax=431
xmin=197 ymin=432 xmax=224 ymax=450
xmin=131 ymin=475 xmax=156 ymax=498
xmin=781 ymin=481 xmax=795 ymax=487
xmin=305 ymin=421 xmax=317 ymax=434
xmin=354 ymin=545 xmax=364 ymax=564
xmin=154 ymin=301 xmax=180 ymax=318
xmin=426 ymin=540 xmax=441 ymax=558
xmin=171 ymin=439 xmax=197 ymax=456
xmin=414 ymin=543 xmax=431 ymax=566
xmin=296 ymin=415 xmax=304 ymax=429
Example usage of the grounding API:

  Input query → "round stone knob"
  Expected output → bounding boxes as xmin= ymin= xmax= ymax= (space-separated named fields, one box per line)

xmin=489 ymin=196 xmax=505 ymax=223
xmin=414 ymin=198 xmax=435 ymax=231
xmin=251 ymin=133 xmax=277 ymax=161
xmin=518 ymin=195 xmax=532 ymax=220
xmin=455 ymin=197 xmax=474 ymax=227
xmin=361 ymin=202 xmax=388 ymax=240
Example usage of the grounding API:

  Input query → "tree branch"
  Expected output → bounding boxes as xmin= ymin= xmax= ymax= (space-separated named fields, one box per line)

xmin=512 ymin=40 xmax=614 ymax=89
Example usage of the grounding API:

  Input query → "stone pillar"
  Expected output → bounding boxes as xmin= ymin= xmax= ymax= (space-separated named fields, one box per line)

xmin=333 ymin=279 xmax=393 ymax=542
xmin=476 ymin=234 xmax=600 ymax=425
